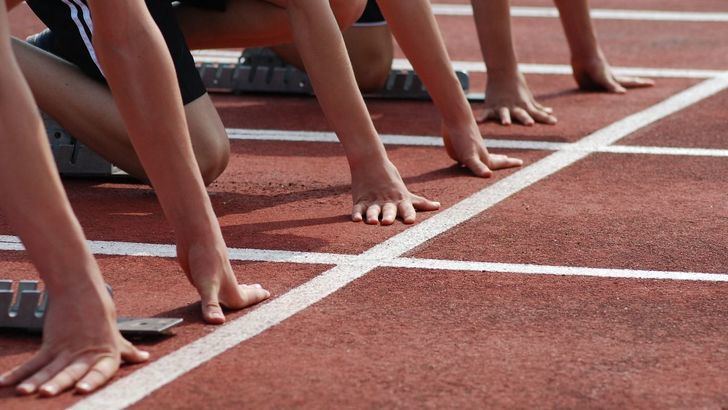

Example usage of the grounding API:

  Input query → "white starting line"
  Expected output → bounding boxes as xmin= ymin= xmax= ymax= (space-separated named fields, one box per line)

xmin=193 ymin=50 xmax=725 ymax=79
xmin=63 ymin=74 xmax=728 ymax=409
xmin=2 ymin=236 xmax=725 ymax=282
xmin=432 ymin=4 xmax=728 ymax=22
xmin=226 ymin=128 xmax=728 ymax=158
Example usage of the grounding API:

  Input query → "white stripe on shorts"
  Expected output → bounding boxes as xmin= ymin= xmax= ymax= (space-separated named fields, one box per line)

xmin=61 ymin=0 xmax=104 ymax=75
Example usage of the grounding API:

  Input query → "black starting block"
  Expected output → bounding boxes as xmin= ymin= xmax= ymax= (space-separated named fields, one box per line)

xmin=196 ymin=48 xmax=485 ymax=102
xmin=0 ymin=280 xmax=182 ymax=337
xmin=43 ymin=113 xmax=127 ymax=178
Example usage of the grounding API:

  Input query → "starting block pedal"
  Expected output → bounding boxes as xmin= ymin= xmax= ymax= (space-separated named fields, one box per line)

xmin=0 ymin=280 xmax=182 ymax=337
xmin=43 ymin=113 xmax=127 ymax=178
xmin=196 ymin=48 xmax=484 ymax=102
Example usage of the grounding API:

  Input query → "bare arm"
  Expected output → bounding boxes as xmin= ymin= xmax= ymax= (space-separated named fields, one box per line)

xmin=87 ymin=0 xmax=268 ymax=323
xmin=0 ymin=2 xmax=147 ymax=397
xmin=282 ymin=0 xmax=440 ymax=224
xmin=375 ymin=0 xmax=521 ymax=175
xmin=553 ymin=0 xmax=654 ymax=92
xmin=471 ymin=0 xmax=556 ymax=125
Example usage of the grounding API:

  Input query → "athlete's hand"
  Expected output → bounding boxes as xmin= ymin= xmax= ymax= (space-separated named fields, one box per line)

xmin=480 ymin=71 xmax=557 ymax=126
xmin=572 ymin=55 xmax=655 ymax=93
xmin=0 ymin=285 xmax=149 ymax=396
xmin=442 ymin=123 xmax=523 ymax=177
xmin=351 ymin=160 xmax=440 ymax=225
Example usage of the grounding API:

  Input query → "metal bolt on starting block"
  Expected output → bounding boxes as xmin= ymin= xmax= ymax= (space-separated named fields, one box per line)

xmin=43 ymin=113 xmax=127 ymax=178
xmin=0 ymin=280 xmax=182 ymax=337
xmin=197 ymin=48 xmax=485 ymax=102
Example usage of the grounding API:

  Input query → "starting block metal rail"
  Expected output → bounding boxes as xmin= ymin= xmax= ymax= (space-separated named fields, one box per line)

xmin=0 ymin=280 xmax=182 ymax=337
xmin=44 ymin=113 xmax=126 ymax=178
xmin=197 ymin=48 xmax=485 ymax=101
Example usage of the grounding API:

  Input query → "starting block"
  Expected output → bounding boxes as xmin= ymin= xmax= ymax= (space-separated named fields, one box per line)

xmin=0 ymin=280 xmax=182 ymax=337
xmin=44 ymin=113 xmax=127 ymax=178
xmin=196 ymin=48 xmax=485 ymax=102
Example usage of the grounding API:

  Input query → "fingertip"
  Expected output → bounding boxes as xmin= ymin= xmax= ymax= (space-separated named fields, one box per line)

xmin=203 ymin=308 xmax=226 ymax=325
xmin=75 ymin=382 xmax=93 ymax=395
xmin=38 ymin=384 xmax=59 ymax=398
xmin=17 ymin=383 xmax=36 ymax=396
xmin=402 ymin=216 xmax=416 ymax=225
xmin=137 ymin=350 xmax=151 ymax=362
xmin=351 ymin=213 xmax=363 ymax=222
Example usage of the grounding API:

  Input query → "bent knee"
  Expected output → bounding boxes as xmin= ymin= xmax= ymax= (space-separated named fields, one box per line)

xmin=351 ymin=49 xmax=392 ymax=92
xmin=355 ymin=63 xmax=390 ymax=92
xmin=197 ymin=137 xmax=230 ymax=186
xmin=330 ymin=0 xmax=367 ymax=30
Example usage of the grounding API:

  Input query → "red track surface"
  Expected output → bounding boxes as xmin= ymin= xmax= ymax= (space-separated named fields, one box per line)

xmin=2 ymin=1 xmax=727 ymax=409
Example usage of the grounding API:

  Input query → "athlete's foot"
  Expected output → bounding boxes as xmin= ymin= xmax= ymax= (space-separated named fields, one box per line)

xmin=176 ymin=238 xmax=270 ymax=324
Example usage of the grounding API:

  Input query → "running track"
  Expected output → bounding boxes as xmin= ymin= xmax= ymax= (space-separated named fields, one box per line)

xmin=2 ymin=1 xmax=727 ymax=408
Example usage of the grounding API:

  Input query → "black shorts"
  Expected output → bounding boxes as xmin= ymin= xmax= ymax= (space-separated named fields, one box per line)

xmin=26 ymin=0 xmax=206 ymax=105
xmin=355 ymin=0 xmax=385 ymax=26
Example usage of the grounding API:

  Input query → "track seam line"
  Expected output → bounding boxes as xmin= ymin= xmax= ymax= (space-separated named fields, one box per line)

xmin=226 ymin=128 xmax=728 ymax=158
xmin=68 ymin=74 xmax=728 ymax=410
xmin=192 ymin=51 xmax=725 ymax=79
xmin=3 ymin=236 xmax=726 ymax=281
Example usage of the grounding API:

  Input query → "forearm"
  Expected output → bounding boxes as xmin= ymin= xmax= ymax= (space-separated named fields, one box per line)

xmin=471 ymin=0 xmax=519 ymax=78
xmin=88 ymin=1 xmax=218 ymax=237
xmin=377 ymin=0 xmax=473 ymax=129
xmin=553 ymin=0 xmax=601 ymax=62
xmin=286 ymin=0 xmax=388 ymax=170
xmin=0 ymin=51 xmax=98 ymax=294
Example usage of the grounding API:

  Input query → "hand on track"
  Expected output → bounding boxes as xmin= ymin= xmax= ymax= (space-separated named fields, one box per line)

xmin=177 ymin=240 xmax=271 ymax=324
xmin=0 ymin=288 xmax=149 ymax=396
xmin=479 ymin=72 xmax=557 ymax=126
xmin=443 ymin=123 xmax=523 ymax=177
xmin=572 ymin=55 xmax=655 ymax=93
xmin=351 ymin=160 xmax=440 ymax=225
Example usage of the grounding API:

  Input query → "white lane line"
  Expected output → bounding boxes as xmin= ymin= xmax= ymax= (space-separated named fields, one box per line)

xmin=226 ymin=128 xmax=571 ymax=151
xmin=0 ymin=236 xmax=357 ymax=267
xmin=598 ymin=145 xmax=728 ymax=157
xmin=70 ymin=76 xmax=728 ymax=410
xmin=227 ymin=128 xmax=728 ymax=158
xmin=4 ymin=236 xmax=725 ymax=282
xmin=432 ymin=4 xmax=728 ymax=22
xmin=192 ymin=50 xmax=724 ymax=79
xmin=387 ymin=258 xmax=728 ymax=282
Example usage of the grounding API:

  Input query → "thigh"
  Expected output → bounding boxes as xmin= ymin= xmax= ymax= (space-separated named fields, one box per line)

xmin=26 ymin=0 xmax=206 ymax=105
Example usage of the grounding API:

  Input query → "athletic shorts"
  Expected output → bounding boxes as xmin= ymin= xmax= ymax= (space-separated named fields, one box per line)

xmin=354 ymin=0 xmax=386 ymax=27
xmin=26 ymin=0 xmax=206 ymax=105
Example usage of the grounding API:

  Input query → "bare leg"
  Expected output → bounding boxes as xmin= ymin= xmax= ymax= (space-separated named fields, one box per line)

xmin=272 ymin=24 xmax=393 ymax=92
xmin=12 ymin=38 xmax=229 ymax=185
xmin=177 ymin=0 xmax=366 ymax=49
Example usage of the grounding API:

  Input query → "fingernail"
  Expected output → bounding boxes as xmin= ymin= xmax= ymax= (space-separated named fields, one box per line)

xmin=140 ymin=351 xmax=151 ymax=360
xmin=77 ymin=382 xmax=91 ymax=392
xmin=0 ymin=375 xmax=6 ymax=385
xmin=252 ymin=284 xmax=262 ymax=289
xmin=41 ymin=385 xmax=57 ymax=396
xmin=17 ymin=383 xmax=34 ymax=394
